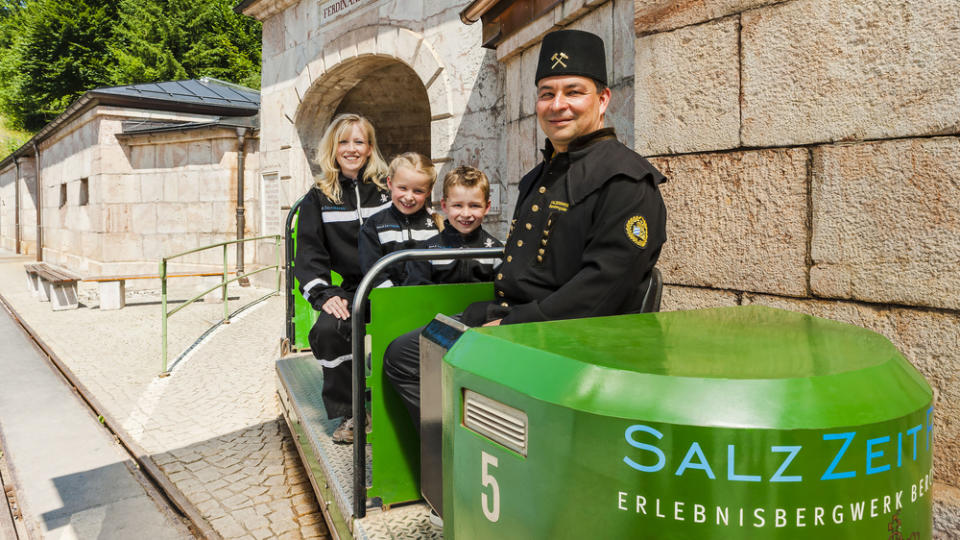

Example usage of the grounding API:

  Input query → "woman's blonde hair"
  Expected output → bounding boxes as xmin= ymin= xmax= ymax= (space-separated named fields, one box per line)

xmin=315 ymin=113 xmax=388 ymax=203
xmin=388 ymin=152 xmax=444 ymax=231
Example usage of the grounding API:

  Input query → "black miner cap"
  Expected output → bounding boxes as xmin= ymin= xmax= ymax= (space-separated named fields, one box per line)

xmin=535 ymin=29 xmax=607 ymax=86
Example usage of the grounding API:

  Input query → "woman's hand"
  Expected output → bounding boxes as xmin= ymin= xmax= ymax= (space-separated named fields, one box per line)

xmin=482 ymin=319 xmax=502 ymax=327
xmin=322 ymin=296 xmax=351 ymax=320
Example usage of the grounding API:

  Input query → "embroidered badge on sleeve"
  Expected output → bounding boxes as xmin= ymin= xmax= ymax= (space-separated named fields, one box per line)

xmin=625 ymin=215 xmax=648 ymax=248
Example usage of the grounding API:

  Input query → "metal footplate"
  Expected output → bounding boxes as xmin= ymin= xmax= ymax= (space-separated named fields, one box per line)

xmin=276 ymin=355 xmax=440 ymax=539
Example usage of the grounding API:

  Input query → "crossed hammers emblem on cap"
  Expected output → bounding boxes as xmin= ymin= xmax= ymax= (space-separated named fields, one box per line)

xmin=551 ymin=52 xmax=568 ymax=69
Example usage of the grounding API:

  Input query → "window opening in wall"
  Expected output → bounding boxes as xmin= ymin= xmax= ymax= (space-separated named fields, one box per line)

xmin=80 ymin=178 xmax=89 ymax=206
xmin=59 ymin=183 xmax=67 ymax=208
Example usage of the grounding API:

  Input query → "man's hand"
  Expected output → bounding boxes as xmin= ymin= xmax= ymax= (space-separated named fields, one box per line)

xmin=482 ymin=319 xmax=502 ymax=327
xmin=322 ymin=296 xmax=351 ymax=320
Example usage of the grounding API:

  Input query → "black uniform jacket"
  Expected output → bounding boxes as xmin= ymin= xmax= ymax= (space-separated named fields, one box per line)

xmin=293 ymin=174 xmax=390 ymax=310
xmin=465 ymin=128 xmax=667 ymax=326
xmin=402 ymin=221 xmax=503 ymax=286
xmin=358 ymin=205 xmax=440 ymax=287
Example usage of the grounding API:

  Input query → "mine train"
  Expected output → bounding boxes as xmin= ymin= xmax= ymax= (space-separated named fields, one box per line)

xmin=276 ymin=200 xmax=934 ymax=540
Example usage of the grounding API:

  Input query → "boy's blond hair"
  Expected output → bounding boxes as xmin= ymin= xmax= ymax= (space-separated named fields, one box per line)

xmin=442 ymin=166 xmax=490 ymax=202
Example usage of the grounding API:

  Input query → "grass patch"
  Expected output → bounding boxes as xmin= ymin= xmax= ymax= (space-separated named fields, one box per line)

xmin=0 ymin=116 xmax=33 ymax=161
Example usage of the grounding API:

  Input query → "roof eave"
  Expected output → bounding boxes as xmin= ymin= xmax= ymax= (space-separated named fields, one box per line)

xmin=0 ymin=89 xmax=258 ymax=171
xmin=0 ymin=93 xmax=97 ymax=171
xmin=116 ymin=117 xmax=260 ymax=138
xmin=460 ymin=0 xmax=501 ymax=24
xmin=86 ymin=90 xmax=259 ymax=117
xmin=235 ymin=0 xmax=299 ymax=20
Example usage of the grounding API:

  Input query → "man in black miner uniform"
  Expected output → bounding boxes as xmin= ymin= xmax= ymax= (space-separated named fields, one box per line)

xmin=384 ymin=29 xmax=668 ymax=429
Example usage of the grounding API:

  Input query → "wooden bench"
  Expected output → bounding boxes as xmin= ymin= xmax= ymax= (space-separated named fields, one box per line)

xmin=83 ymin=271 xmax=233 ymax=310
xmin=24 ymin=263 xmax=81 ymax=311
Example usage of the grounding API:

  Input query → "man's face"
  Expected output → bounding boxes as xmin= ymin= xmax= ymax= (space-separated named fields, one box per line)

xmin=536 ymin=75 xmax=611 ymax=152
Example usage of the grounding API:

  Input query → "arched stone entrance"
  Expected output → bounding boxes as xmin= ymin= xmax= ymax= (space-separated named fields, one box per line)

xmin=294 ymin=26 xmax=452 ymax=184
xmin=333 ymin=63 xmax=430 ymax=161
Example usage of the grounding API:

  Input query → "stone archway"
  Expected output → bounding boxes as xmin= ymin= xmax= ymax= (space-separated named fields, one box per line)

xmin=293 ymin=26 xmax=453 ymax=180
xmin=334 ymin=63 xmax=430 ymax=162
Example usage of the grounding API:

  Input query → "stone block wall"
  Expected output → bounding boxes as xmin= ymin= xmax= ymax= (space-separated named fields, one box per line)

xmin=0 ymin=164 xmax=23 ymax=252
xmin=98 ymin=126 xmax=263 ymax=277
xmin=13 ymin=157 xmax=37 ymax=255
xmin=37 ymin=109 xmax=101 ymax=269
xmin=30 ymin=106 xmax=266 ymax=283
xmin=634 ymin=0 xmax=960 ymax=531
xmin=496 ymin=0 xmax=637 ymax=226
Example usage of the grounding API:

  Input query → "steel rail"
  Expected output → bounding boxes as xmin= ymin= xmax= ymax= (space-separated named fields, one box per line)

xmin=350 ymin=247 xmax=504 ymax=518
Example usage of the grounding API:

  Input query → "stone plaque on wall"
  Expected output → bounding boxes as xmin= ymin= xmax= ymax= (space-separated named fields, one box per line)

xmin=319 ymin=0 xmax=371 ymax=26
xmin=261 ymin=173 xmax=280 ymax=234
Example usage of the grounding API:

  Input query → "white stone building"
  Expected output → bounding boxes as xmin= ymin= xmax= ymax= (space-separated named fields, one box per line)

xmin=0 ymin=79 xmax=262 ymax=278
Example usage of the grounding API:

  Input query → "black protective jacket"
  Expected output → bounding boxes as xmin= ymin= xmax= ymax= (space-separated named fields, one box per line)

xmin=293 ymin=175 xmax=390 ymax=309
xmin=358 ymin=205 xmax=440 ymax=287
xmin=403 ymin=221 xmax=503 ymax=286
xmin=464 ymin=128 xmax=668 ymax=326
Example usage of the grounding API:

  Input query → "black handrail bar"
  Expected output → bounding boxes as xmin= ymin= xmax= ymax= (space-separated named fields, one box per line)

xmin=350 ymin=247 xmax=505 ymax=518
xmin=284 ymin=196 xmax=306 ymax=347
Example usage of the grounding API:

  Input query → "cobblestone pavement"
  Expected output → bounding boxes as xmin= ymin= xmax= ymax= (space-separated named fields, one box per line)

xmin=0 ymin=252 xmax=327 ymax=539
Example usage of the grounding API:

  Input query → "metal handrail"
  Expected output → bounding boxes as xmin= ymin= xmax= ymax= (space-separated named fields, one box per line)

xmin=350 ymin=246 xmax=504 ymax=518
xmin=284 ymin=197 xmax=306 ymax=346
xmin=160 ymin=234 xmax=283 ymax=374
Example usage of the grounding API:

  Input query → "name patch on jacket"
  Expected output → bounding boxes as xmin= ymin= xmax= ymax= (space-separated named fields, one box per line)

xmin=625 ymin=215 xmax=648 ymax=248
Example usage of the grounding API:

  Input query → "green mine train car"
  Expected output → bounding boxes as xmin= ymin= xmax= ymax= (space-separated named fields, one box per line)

xmin=278 ymin=202 xmax=933 ymax=539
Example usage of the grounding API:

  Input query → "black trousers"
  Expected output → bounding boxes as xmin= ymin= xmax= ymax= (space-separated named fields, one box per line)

xmin=308 ymin=310 xmax=354 ymax=419
xmin=383 ymin=302 xmax=503 ymax=432
xmin=383 ymin=327 xmax=426 ymax=432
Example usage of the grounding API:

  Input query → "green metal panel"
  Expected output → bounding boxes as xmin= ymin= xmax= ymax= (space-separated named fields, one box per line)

xmin=289 ymin=204 xmax=342 ymax=350
xmin=366 ymin=282 xmax=493 ymax=506
xmin=443 ymin=306 xmax=933 ymax=539
xmin=290 ymin=272 xmax=341 ymax=350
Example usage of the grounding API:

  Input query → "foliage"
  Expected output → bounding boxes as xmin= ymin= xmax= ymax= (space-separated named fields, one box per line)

xmin=109 ymin=0 xmax=261 ymax=90
xmin=0 ymin=0 xmax=261 ymax=133
xmin=0 ymin=0 xmax=118 ymax=131
xmin=0 ymin=115 xmax=32 ymax=159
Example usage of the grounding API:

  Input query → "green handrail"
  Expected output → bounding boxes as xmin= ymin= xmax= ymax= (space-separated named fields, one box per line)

xmin=160 ymin=234 xmax=282 ymax=374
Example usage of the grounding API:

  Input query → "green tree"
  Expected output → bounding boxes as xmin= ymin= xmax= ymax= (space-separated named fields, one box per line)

xmin=109 ymin=0 xmax=261 ymax=90
xmin=0 ymin=0 xmax=118 ymax=131
xmin=0 ymin=0 xmax=261 ymax=134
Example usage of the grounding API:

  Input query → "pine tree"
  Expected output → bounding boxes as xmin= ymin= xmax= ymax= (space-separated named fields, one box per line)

xmin=0 ymin=0 xmax=261 ymax=133
xmin=109 ymin=0 xmax=261 ymax=89
xmin=0 ymin=0 xmax=117 ymax=131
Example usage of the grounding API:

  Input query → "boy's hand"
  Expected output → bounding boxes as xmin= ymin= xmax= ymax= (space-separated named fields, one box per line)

xmin=322 ymin=296 xmax=351 ymax=320
xmin=482 ymin=319 xmax=502 ymax=327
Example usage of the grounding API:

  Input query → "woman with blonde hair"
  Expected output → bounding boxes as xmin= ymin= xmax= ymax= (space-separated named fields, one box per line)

xmin=294 ymin=113 xmax=390 ymax=443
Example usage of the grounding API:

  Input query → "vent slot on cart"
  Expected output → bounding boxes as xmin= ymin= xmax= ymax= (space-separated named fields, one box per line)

xmin=463 ymin=390 xmax=528 ymax=456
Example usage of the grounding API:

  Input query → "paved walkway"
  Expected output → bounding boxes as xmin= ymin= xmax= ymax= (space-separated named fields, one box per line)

xmin=0 ymin=304 xmax=193 ymax=539
xmin=0 ymin=250 xmax=327 ymax=539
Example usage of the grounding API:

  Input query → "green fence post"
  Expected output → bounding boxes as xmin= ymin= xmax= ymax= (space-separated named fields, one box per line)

xmin=275 ymin=235 xmax=282 ymax=293
xmin=223 ymin=243 xmax=230 ymax=324
xmin=160 ymin=258 xmax=168 ymax=375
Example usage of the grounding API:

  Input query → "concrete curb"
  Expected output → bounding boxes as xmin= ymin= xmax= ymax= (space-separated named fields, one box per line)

xmin=0 ymin=292 xmax=221 ymax=540
xmin=0 ymin=429 xmax=28 ymax=539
